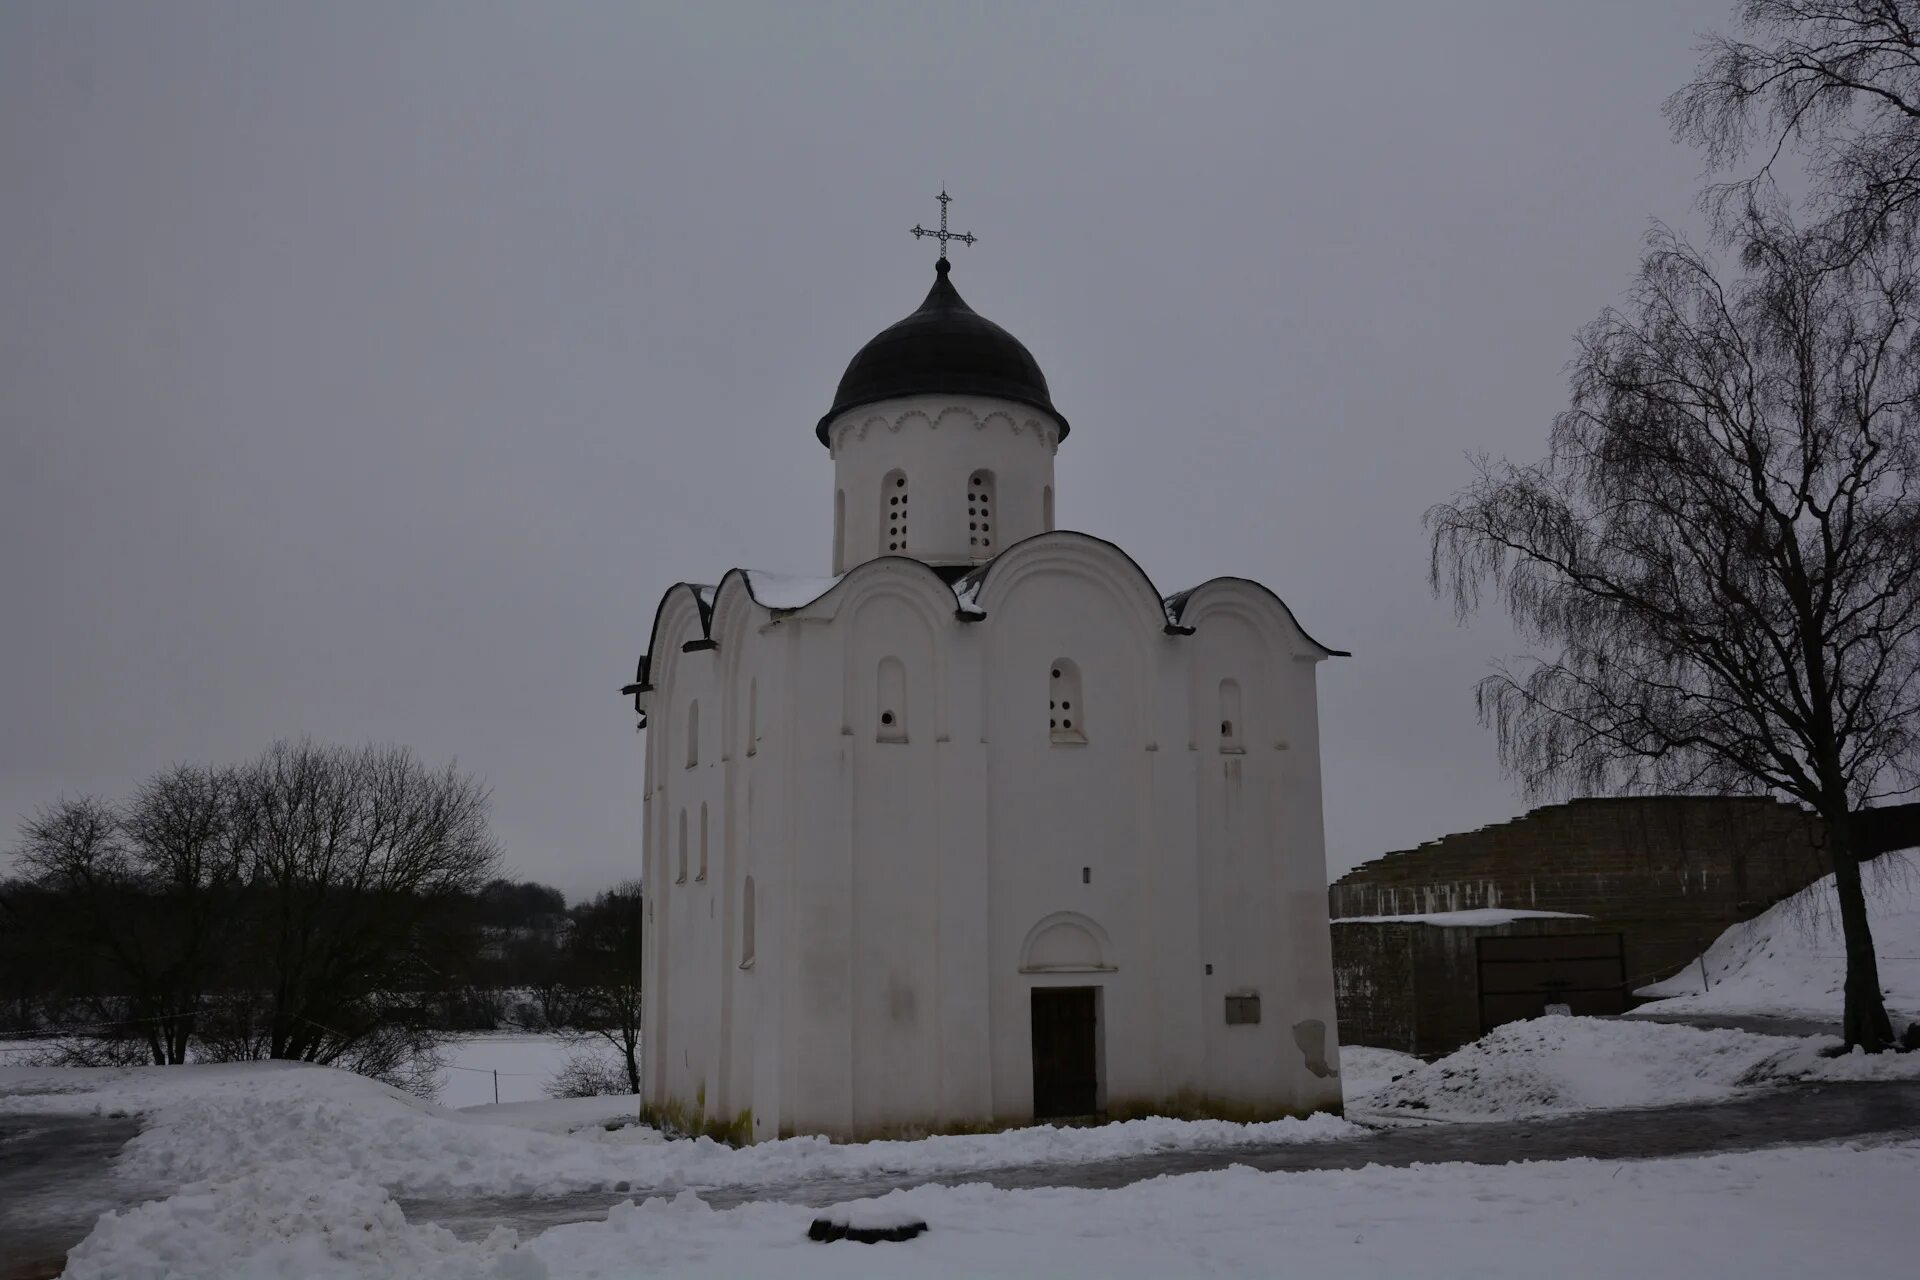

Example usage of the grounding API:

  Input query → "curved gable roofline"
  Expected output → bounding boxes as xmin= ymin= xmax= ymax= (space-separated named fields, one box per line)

xmin=715 ymin=559 xmax=974 ymax=622
xmin=956 ymin=530 xmax=1343 ymax=654
xmin=625 ymin=545 xmax=1345 ymax=711
xmin=631 ymin=560 xmax=977 ymax=704
xmin=962 ymin=530 xmax=1171 ymax=635
xmin=632 ymin=581 xmax=717 ymax=699
xmin=1166 ymin=577 xmax=1348 ymax=658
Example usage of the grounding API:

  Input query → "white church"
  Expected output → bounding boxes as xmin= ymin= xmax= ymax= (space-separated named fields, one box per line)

xmin=626 ymin=209 xmax=1345 ymax=1141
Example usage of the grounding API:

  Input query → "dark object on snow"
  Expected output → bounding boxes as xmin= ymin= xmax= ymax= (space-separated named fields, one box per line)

xmin=807 ymin=1216 xmax=929 ymax=1244
xmin=1899 ymin=1022 xmax=1920 ymax=1054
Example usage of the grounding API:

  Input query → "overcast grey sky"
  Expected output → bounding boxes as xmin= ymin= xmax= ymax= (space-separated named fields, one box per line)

xmin=1 ymin=1 xmax=1734 ymax=898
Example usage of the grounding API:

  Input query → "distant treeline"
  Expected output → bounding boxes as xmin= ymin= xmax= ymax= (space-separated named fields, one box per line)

xmin=0 ymin=741 xmax=641 ymax=1094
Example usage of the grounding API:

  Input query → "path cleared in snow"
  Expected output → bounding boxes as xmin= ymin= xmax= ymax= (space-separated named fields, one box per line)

xmin=399 ymin=1077 xmax=1920 ymax=1245
xmin=0 ymin=1113 xmax=145 ymax=1280
xmin=0 ymin=1061 xmax=1361 ymax=1204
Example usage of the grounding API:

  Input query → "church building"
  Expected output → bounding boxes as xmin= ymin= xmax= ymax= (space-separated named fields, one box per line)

xmin=626 ymin=205 xmax=1346 ymax=1141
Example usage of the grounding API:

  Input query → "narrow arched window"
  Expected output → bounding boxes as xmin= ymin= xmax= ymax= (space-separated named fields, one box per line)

xmin=877 ymin=656 xmax=908 ymax=743
xmin=1043 ymin=484 xmax=1055 ymax=531
xmin=740 ymin=875 xmax=756 ymax=968
xmin=676 ymin=808 xmax=688 ymax=883
xmin=697 ymin=802 xmax=709 ymax=881
xmin=1219 ymin=678 xmax=1244 ymax=753
xmin=1050 ymin=659 xmax=1086 ymax=743
xmin=882 ymin=469 xmax=909 ymax=554
xmin=685 ymin=699 xmax=700 ymax=769
xmin=834 ymin=488 xmax=846 ymax=572
xmin=967 ymin=470 xmax=996 ymax=555
xmin=746 ymin=677 xmax=759 ymax=757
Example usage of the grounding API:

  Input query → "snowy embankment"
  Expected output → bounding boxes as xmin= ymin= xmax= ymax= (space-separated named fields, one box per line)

xmin=61 ymin=1141 xmax=1920 ymax=1279
xmin=0 ymin=1062 xmax=1361 ymax=1202
xmin=1363 ymin=1015 xmax=1920 ymax=1122
xmin=1634 ymin=864 xmax=1920 ymax=1026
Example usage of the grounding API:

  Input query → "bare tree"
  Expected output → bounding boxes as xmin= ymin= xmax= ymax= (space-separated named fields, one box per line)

xmin=561 ymin=883 xmax=644 ymax=1094
xmin=215 ymin=740 xmax=500 ymax=1075
xmin=14 ymin=768 xmax=249 ymax=1064
xmin=1669 ymin=1 xmax=1920 ymax=250
xmin=1428 ymin=212 xmax=1920 ymax=1050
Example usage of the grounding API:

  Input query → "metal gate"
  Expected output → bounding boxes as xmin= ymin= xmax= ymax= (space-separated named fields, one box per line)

xmin=1476 ymin=932 xmax=1627 ymax=1033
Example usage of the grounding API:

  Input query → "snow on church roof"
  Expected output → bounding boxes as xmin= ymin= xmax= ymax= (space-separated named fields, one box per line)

xmin=739 ymin=571 xmax=844 ymax=611
xmin=1332 ymin=909 xmax=1590 ymax=928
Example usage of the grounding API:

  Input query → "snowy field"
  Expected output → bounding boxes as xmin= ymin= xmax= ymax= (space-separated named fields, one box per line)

xmin=0 ymin=1038 xmax=44 ymax=1066
xmin=437 ymin=1033 xmax=582 ymax=1107
xmin=1636 ymin=863 xmax=1920 ymax=1025
xmin=0 ymin=1031 xmax=592 ymax=1106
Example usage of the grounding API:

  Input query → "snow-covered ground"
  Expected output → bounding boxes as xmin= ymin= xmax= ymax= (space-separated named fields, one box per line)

xmin=9 ymin=1015 xmax=1919 ymax=1277
xmin=59 ymin=1140 xmax=1920 ymax=1279
xmin=0 ymin=1038 xmax=46 ymax=1065
xmin=0 ymin=1061 xmax=1361 ymax=1201
xmin=0 ymin=1030 xmax=596 ymax=1105
xmin=1635 ymin=864 xmax=1920 ymax=1026
xmin=1364 ymin=1014 xmax=1920 ymax=1122
xmin=436 ymin=1033 xmax=583 ymax=1107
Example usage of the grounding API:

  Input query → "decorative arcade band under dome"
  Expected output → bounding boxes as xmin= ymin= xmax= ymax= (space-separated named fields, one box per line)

xmin=816 ymin=192 xmax=1067 ymax=444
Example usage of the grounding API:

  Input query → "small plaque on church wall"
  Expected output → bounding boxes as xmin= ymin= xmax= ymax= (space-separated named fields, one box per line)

xmin=1225 ymin=993 xmax=1261 ymax=1025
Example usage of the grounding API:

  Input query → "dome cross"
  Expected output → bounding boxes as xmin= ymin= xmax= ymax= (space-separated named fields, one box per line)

xmin=910 ymin=189 xmax=977 ymax=262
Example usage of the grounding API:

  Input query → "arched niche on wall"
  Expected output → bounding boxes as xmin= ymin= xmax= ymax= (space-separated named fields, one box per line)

xmin=1019 ymin=911 xmax=1117 ymax=974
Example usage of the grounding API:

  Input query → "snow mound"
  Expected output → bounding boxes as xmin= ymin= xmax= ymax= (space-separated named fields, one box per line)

xmin=1337 ymin=1045 xmax=1425 ymax=1100
xmin=62 ymin=1165 xmax=538 ymax=1280
xmin=1364 ymin=1015 xmax=1920 ymax=1121
xmin=1636 ymin=863 xmax=1920 ymax=1025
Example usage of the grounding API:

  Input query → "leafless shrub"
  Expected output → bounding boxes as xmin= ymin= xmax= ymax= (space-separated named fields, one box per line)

xmin=547 ymin=1047 xmax=632 ymax=1099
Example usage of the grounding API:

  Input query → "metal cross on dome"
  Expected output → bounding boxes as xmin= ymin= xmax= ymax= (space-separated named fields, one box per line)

xmin=910 ymin=189 xmax=977 ymax=260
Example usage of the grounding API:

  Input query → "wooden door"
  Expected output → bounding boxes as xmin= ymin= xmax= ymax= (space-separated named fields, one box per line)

xmin=1031 ymin=987 xmax=1099 ymax=1119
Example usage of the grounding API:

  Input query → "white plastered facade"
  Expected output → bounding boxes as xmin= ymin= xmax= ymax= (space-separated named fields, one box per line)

xmin=632 ymin=390 xmax=1345 ymax=1141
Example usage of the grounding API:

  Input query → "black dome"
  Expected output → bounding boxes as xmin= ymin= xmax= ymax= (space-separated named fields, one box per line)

xmin=816 ymin=258 xmax=1068 ymax=445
